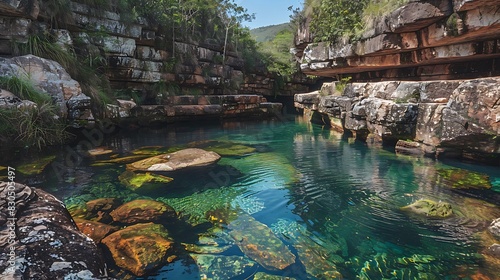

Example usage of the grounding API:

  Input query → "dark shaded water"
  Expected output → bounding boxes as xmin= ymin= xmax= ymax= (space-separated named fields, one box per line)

xmin=4 ymin=116 xmax=500 ymax=279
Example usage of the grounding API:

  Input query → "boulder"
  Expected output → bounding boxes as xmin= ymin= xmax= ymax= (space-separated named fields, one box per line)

xmin=74 ymin=218 xmax=119 ymax=243
xmin=127 ymin=148 xmax=221 ymax=172
xmin=227 ymin=214 xmax=296 ymax=271
xmin=400 ymin=199 xmax=453 ymax=218
xmin=0 ymin=182 xmax=107 ymax=279
xmin=110 ymin=199 xmax=176 ymax=224
xmin=0 ymin=55 xmax=94 ymax=122
xmin=101 ymin=223 xmax=175 ymax=276
xmin=85 ymin=197 xmax=122 ymax=223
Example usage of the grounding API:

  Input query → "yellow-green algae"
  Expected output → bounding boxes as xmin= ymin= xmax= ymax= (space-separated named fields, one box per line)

xmin=17 ymin=155 xmax=56 ymax=175
xmin=437 ymin=168 xmax=492 ymax=190
xmin=118 ymin=170 xmax=173 ymax=191
xmin=400 ymin=199 xmax=453 ymax=218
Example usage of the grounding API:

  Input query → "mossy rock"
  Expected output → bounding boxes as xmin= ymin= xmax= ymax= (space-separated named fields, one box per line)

xmin=118 ymin=170 xmax=173 ymax=191
xmin=401 ymin=199 xmax=453 ymax=218
xmin=17 ymin=155 xmax=56 ymax=175
xmin=437 ymin=168 xmax=492 ymax=190
xmin=110 ymin=199 xmax=177 ymax=224
xmin=101 ymin=223 xmax=175 ymax=276
xmin=190 ymin=254 xmax=256 ymax=280
xmin=127 ymin=148 xmax=221 ymax=172
xmin=187 ymin=140 xmax=256 ymax=156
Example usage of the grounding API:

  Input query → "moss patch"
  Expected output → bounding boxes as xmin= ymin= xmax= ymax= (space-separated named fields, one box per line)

xmin=437 ymin=168 xmax=492 ymax=190
xmin=401 ymin=199 xmax=453 ymax=218
xmin=118 ymin=171 xmax=173 ymax=191
xmin=17 ymin=155 xmax=56 ymax=175
xmin=187 ymin=140 xmax=256 ymax=156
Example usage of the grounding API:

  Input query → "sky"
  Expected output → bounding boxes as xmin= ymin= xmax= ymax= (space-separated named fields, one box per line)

xmin=237 ymin=0 xmax=304 ymax=29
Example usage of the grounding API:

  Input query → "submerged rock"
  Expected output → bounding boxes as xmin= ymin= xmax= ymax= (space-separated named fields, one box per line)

xmin=84 ymin=197 xmax=122 ymax=223
xmin=101 ymin=223 xmax=175 ymax=276
xmin=187 ymin=140 xmax=256 ymax=156
xmin=110 ymin=199 xmax=177 ymax=224
xmin=17 ymin=155 xmax=56 ymax=175
xmin=87 ymin=147 xmax=114 ymax=156
xmin=74 ymin=218 xmax=119 ymax=243
xmin=228 ymin=214 xmax=296 ymax=270
xmin=401 ymin=199 xmax=453 ymax=218
xmin=190 ymin=254 xmax=256 ymax=280
xmin=127 ymin=148 xmax=221 ymax=171
xmin=437 ymin=168 xmax=492 ymax=190
xmin=271 ymin=219 xmax=343 ymax=279
xmin=0 ymin=182 xmax=107 ymax=279
xmin=118 ymin=170 xmax=173 ymax=191
xmin=182 ymin=243 xmax=233 ymax=254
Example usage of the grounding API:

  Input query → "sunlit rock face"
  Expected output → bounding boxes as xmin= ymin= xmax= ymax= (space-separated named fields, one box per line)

xmin=0 ymin=182 xmax=107 ymax=279
xmin=294 ymin=77 xmax=500 ymax=162
xmin=295 ymin=0 xmax=500 ymax=81
xmin=0 ymin=55 xmax=94 ymax=123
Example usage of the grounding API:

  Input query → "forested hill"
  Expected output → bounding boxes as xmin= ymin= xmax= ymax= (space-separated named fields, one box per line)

xmin=250 ymin=23 xmax=290 ymax=42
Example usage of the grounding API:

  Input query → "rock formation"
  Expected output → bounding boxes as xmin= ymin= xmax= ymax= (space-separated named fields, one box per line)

xmin=0 ymin=182 xmax=108 ymax=279
xmin=294 ymin=0 xmax=500 ymax=163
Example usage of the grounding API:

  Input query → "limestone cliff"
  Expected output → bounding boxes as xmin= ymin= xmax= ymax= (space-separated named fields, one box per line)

xmin=294 ymin=0 xmax=500 ymax=163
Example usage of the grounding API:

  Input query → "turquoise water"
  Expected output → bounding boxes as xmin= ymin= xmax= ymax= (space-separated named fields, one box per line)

xmin=7 ymin=116 xmax=500 ymax=279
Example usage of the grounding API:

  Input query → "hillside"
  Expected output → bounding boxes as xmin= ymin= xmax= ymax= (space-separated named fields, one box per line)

xmin=250 ymin=23 xmax=290 ymax=42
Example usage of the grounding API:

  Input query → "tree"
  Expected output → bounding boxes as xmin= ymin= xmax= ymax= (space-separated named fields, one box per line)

xmin=217 ymin=0 xmax=254 ymax=65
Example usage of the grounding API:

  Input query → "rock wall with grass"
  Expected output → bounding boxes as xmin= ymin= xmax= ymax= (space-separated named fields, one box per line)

xmin=0 ymin=0 xmax=312 ymax=129
xmin=294 ymin=0 xmax=500 ymax=163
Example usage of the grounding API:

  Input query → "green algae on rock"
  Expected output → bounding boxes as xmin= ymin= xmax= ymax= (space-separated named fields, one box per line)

xmin=17 ymin=155 xmax=56 ymax=175
xmin=182 ymin=243 xmax=233 ymax=254
xmin=401 ymin=199 xmax=453 ymax=218
xmin=187 ymin=140 xmax=256 ymax=156
xmin=437 ymin=168 xmax=492 ymax=190
xmin=101 ymin=223 xmax=175 ymax=276
xmin=110 ymin=199 xmax=177 ymax=224
xmin=227 ymin=214 xmax=296 ymax=271
xmin=127 ymin=148 xmax=221 ymax=171
xmin=118 ymin=170 xmax=173 ymax=191
xmin=189 ymin=254 xmax=256 ymax=280
xmin=157 ymin=187 xmax=242 ymax=226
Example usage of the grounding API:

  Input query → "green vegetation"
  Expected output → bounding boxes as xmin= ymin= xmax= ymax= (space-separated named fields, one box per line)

xmin=304 ymin=0 xmax=410 ymax=42
xmin=250 ymin=23 xmax=290 ymax=43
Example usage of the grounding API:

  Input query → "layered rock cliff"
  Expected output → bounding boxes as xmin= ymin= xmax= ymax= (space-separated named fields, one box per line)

xmin=294 ymin=0 xmax=500 ymax=163
xmin=0 ymin=0 xmax=313 ymax=125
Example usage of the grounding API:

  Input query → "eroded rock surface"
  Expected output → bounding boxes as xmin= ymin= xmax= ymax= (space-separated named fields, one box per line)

xmin=101 ymin=223 xmax=175 ymax=276
xmin=127 ymin=148 xmax=221 ymax=171
xmin=0 ymin=182 xmax=107 ymax=279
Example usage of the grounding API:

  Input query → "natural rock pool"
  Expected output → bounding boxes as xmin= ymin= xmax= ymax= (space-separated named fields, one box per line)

xmin=6 ymin=116 xmax=500 ymax=279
